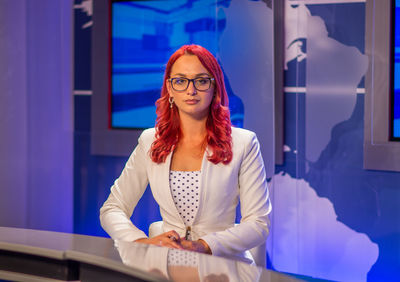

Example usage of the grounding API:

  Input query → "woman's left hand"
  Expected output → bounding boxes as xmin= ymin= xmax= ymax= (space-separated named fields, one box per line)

xmin=180 ymin=239 xmax=212 ymax=254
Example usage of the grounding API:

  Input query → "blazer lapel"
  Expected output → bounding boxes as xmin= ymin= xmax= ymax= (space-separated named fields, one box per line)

xmin=153 ymin=152 xmax=185 ymax=224
xmin=191 ymin=148 xmax=210 ymax=225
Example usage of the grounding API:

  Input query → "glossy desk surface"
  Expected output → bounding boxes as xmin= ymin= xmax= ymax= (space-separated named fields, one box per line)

xmin=0 ymin=227 xmax=301 ymax=281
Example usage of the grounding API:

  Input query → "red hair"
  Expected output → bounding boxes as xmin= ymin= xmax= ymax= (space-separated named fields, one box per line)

xmin=150 ymin=44 xmax=232 ymax=165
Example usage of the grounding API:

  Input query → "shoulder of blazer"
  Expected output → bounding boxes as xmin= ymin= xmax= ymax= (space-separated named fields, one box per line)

xmin=231 ymin=127 xmax=257 ymax=148
xmin=140 ymin=127 xmax=156 ymax=139
xmin=138 ymin=128 xmax=156 ymax=151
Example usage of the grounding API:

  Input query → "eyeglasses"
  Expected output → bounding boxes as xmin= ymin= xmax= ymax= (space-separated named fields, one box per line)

xmin=168 ymin=77 xmax=215 ymax=92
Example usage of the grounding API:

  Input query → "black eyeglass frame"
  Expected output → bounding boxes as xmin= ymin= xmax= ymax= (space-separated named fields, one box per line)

xmin=168 ymin=77 xmax=215 ymax=92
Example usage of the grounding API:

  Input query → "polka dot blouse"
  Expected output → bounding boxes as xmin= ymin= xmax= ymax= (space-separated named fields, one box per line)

xmin=167 ymin=248 xmax=199 ymax=267
xmin=169 ymin=171 xmax=201 ymax=228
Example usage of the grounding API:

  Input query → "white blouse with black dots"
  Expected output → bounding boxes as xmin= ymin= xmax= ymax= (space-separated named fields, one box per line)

xmin=167 ymin=248 xmax=199 ymax=267
xmin=169 ymin=171 xmax=201 ymax=230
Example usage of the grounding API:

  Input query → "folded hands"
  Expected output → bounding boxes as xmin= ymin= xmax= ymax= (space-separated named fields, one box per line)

xmin=134 ymin=230 xmax=211 ymax=254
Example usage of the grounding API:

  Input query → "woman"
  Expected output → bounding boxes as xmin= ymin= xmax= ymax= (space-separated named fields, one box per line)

xmin=100 ymin=44 xmax=271 ymax=263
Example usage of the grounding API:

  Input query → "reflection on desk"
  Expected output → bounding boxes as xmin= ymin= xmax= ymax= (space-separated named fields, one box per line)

xmin=116 ymin=240 xmax=300 ymax=282
xmin=0 ymin=227 xmax=301 ymax=281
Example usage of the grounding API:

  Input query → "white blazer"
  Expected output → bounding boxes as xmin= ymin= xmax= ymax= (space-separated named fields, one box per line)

xmin=100 ymin=127 xmax=271 ymax=263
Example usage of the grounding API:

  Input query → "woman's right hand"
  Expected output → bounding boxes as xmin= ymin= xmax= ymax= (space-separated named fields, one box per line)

xmin=134 ymin=230 xmax=183 ymax=249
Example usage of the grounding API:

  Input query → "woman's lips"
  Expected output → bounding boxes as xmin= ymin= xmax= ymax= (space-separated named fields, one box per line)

xmin=185 ymin=99 xmax=200 ymax=105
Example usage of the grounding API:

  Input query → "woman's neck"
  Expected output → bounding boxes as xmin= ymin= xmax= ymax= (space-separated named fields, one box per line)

xmin=179 ymin=114 xmax=208 ymax=143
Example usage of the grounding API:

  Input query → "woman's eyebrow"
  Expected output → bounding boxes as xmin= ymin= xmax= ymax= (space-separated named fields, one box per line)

xmin=170 ymin=72 xmax=211 ymax=77
xmin=195 ymin=73 xmax=211 ymax=77
xmin=170 ymin=73 xmax=187 ymax=77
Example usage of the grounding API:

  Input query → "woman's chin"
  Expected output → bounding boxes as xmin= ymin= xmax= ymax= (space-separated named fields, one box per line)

xmin=179 ymin=108 xmax=209 ymax=120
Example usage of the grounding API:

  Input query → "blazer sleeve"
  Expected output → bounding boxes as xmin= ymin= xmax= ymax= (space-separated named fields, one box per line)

xmin=99 ymin=133 xmax=150 ymax=242
xmin=200 ymin=132 xmax=272 ymax=257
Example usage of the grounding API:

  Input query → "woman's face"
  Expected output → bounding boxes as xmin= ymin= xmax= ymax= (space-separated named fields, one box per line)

xmin=167 ymin=54 xmax=215 ymax=120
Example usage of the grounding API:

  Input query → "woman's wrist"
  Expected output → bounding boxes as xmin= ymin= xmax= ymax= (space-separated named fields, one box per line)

xmin=197 ymin=239 xmax=212 ymax=254
xmin=134 ymin=237 xmax=148 ymax=243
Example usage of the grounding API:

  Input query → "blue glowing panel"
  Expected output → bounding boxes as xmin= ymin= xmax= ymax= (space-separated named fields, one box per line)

xmin=110 ymin=0 xmax=242 ymax=129
xmin=393 ymin=0 xmax=400 ymax=138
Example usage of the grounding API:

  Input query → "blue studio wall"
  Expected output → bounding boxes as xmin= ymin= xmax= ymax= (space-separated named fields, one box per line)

xmin=269 ymin=1 xmax=400 ymax=281
xmin=72 ymin=0 xmax=400 ymax=282
xmin=0 ymin=1 xmax=73 ymax=232
xmin=394 ymin=0 xmax=400 ymax=139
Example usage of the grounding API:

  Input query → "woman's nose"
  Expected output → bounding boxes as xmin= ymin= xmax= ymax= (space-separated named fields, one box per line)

xmin=186 ymin=80 xmax=197 ymax=95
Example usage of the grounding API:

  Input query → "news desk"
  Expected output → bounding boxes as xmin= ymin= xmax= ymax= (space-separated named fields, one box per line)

xmin=0 ymin=227 xmax=301 ymax=282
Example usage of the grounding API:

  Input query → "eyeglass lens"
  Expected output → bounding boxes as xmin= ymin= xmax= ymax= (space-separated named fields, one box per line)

xmin=171 ymin=78 xmax=212 ymax=91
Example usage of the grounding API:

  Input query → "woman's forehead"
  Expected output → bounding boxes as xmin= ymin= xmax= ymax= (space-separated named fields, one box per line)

xmin=170 ymin=54 xmax=209 ymax=76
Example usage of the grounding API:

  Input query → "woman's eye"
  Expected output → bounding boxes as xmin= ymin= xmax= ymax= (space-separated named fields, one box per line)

xmin=174 ymin=79 xmax=186 ymax=85
xmin=197 ymin=79 xmax=208 ymax=85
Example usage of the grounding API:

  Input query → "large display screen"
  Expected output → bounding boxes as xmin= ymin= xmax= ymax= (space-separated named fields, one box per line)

xmin=392 ymin=0 xmax=400 ymax=139
xmin=110 ymin=0 xmax=243 ymax=129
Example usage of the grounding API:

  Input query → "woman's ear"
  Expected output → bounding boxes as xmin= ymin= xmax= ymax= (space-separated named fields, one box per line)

xmin=166 ymin=80 xmax=173 ymax=96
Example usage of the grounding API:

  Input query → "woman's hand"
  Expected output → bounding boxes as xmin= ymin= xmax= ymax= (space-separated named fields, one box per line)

xmin=134 ymin=230 xmax=183 ymax=249
xmin=180 ymin=239 xmax=212 ymax=254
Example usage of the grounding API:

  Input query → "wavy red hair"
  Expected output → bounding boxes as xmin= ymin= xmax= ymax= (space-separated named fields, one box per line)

xmin=150 ymin=44 xmax=232 ymax=165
